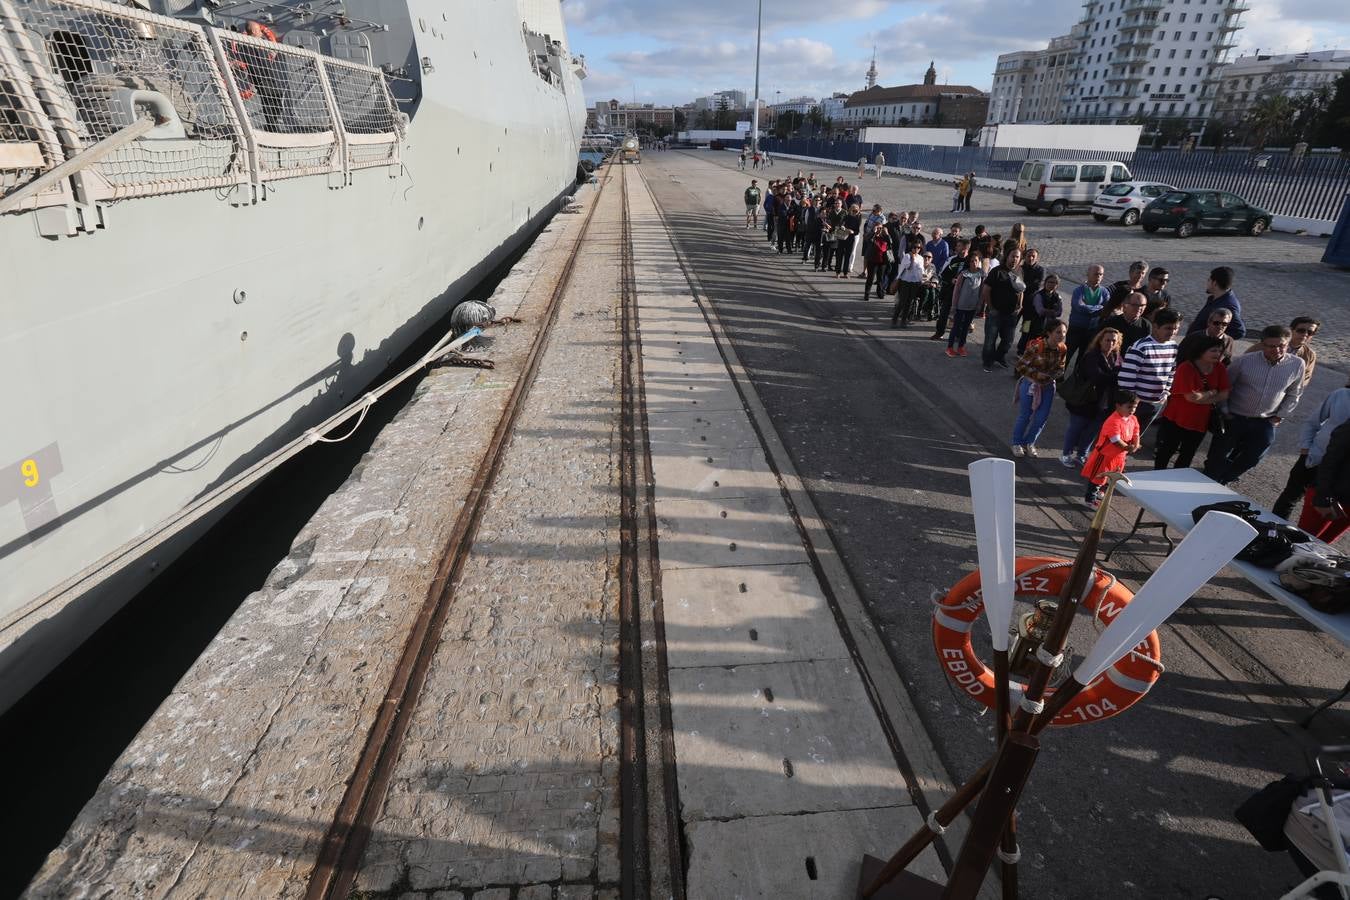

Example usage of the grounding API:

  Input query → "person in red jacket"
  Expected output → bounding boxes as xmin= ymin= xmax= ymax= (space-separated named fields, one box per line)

xmin=1154 ymin=334 xmax=1230 ymax=470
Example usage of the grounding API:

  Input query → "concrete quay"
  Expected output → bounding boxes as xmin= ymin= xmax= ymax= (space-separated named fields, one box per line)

xmin=26 ymin=161 xmax=958 ymax=900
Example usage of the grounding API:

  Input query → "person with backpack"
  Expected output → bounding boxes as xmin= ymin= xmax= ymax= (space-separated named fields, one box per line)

xmin=1059 ymin=327 xmax=1123 ymax=467
xmin=930 ymin=237 xmax=970 ymax=341
xmin=945 ymin=248 xmax=985 ymax=357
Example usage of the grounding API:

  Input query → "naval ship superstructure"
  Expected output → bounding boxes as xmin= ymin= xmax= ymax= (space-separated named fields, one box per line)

xmin=0 ymin=0 xmax=588 ymax=711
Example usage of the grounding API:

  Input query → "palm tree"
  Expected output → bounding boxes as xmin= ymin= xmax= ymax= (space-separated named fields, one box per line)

xmin=1245 ymin=93 xmax=1293 ymax=150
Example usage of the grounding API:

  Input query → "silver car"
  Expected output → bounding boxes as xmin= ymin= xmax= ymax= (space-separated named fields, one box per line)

xmin=1091 ymin=181 xmax=1176 ymax=226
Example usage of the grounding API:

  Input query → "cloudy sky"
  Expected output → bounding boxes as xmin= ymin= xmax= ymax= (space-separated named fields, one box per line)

xmin=563 ymin=0 xmax=1350 ymax=107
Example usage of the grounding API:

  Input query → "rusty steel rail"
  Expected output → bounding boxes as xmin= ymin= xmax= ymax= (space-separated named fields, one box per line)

xmin=303 ymin=171 xmax=615 ymax=900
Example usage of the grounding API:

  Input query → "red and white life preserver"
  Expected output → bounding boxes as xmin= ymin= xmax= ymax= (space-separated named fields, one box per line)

xmin=931 ymin=555 xmax=1163 ymax=727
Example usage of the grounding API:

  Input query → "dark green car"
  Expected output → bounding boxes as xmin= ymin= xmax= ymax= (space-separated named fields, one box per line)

xmin=1140 ymin=189 xmax=1272 ymax=239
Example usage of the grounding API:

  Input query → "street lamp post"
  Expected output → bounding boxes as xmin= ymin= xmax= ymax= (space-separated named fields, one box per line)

xmin=751 ymin=0 xmax=762 ymax=155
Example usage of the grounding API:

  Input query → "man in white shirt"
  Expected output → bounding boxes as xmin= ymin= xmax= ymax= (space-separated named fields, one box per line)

xmin=1203 ymin=324 xmax=1305 ymax=485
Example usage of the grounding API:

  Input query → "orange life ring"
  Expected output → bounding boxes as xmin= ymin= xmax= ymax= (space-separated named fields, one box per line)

xmin=931 ymin=555 xmax=1163 ymax=727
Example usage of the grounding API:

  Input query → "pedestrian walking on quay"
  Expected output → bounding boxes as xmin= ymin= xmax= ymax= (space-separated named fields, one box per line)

xmin=1116 ymin=307 xmax=1183 ymax=436
xmin=875 ymin=150 xmax=886 ymax=179
xmin=1153 ymin=334 xmax=1230 ymax=471
xmin=1059 ymin=327 xmax=1123 ymax=468
xmin=1082 ymin=391 xmax=1141 ymax=508
xmin=951 ymin=178 xmax=964 ymax=212
xmin=858 ymin=156 xmax=867 ymax=179
xmin=744 ymin=179 xmax=761 ymax=229
xmin=945 ymin=249 xmax=985 ymax=357
xmin=980 ymin=246 xmax=1025 ymax=371
xmin=1204 ymin=324 xmax=1305 ymax=486
xmin=1010 ymin=319 xmax=1068 ymax=458
xmin=739 ymin=149 xmax=747 ymax=170
xmin=1066 ymin=263 xmax=1110 ymax=365
xmin=962 ymin=171 xmax=976 ymax=211
xmin=1188 ymin=266 xmax=1247 ymax=340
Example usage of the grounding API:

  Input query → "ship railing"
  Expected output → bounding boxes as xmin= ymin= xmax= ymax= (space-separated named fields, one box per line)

xmin=320 ymin=55 xmax=401 ymax=171
xmin=0 ymin=17 xmax=73 ymax=211
xmin=206 ymin=26 xmax=343 ymax=182
xmin=0 ymin=0 xmax=402 ymax=219
xmin=3 ymin=0 xmax=250 ymax=203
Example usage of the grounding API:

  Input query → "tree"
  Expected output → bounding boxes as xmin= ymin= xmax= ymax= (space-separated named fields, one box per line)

xmin=673 ymin=109 xmax=687 ymax=132
xmin=774 ymin=110 xmax=804 ymax=138
xmin=714 ymin=96 xmax=734 ymax=131
xmin=1245 ymin=92 xmax=1294 ymax=149
xmin=1315 ymin=69 xmax=1350 ymax=148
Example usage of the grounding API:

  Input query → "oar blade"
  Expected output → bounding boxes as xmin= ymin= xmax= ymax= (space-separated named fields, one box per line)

xmin=969 ymin=458 xmax=1017 ymax=652
xmin=1075 ymin=511 xmax=1257 ymax=684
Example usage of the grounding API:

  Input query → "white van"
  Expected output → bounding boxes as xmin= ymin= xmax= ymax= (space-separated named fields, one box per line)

xmin=1013 ymin=159 xmax=1133 ymax=216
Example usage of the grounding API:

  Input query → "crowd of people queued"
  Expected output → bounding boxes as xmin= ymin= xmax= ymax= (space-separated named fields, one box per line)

xmin=742 ymin=171 xmax=1345 ymax=533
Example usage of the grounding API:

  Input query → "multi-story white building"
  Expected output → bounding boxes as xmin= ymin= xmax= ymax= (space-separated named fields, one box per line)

xmin=693 ymin=89 xmax=748 ymax=111
xmin=1212 ymin=49 xmax=1350 ymax=121
xmin=987 ymin=33 xmax=1082 ymax=123
xmin=769 ymin=96 xmax=819 ymax=116
xmin=819 ymin=93 xmax=849 ymax=122
xmin=840 ymin=63 xmax=987 ymax=129
xmin=1060 ymin=0 xmax=1247 ymax=128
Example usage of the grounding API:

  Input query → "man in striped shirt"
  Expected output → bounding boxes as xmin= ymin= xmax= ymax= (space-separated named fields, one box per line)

xmin=1116 ymin=308 xmax=1184 ymax=435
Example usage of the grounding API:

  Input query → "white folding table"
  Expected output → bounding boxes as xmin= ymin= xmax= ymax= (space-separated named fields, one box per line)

xmin=1104 ymin=468 xmax=1350 ymax=723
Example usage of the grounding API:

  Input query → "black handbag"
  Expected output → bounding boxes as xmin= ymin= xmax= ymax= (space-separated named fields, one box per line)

xmin=1209 ymin=409 xmax=1228 ymax=437
xmin=1190 ymin=501 xmax=1310 ymax=568
xmin=1057 ymin=361 xmax=1098 ymax=407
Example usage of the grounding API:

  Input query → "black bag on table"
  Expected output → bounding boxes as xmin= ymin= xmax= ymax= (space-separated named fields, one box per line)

xmin=1191 ymin=501 xmax=1311 ymax=569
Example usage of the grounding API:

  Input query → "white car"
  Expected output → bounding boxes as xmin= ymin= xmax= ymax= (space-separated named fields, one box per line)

xmin=1091 ymin=181 xmax=1176 ymax=226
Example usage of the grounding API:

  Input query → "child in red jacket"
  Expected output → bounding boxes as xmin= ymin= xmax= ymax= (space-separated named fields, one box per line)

xmin=1082 ymin=391 xmax=1141 ymax=508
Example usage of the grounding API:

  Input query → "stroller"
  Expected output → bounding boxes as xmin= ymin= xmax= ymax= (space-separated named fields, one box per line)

xmin=1238 ymin=744 xmax=1350 ymax=899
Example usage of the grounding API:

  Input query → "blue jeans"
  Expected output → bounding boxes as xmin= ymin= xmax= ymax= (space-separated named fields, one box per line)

xmin=1012 ymin=379 xmax=1056 ymax=447
xmin=948 ymin=308 xmax=977 ymax=348
xmin=982 ymin=309 xmax=1018 ymax=366
xmin=1063 ymin=411 xmax=1105 ymax=457
xmin=1204 ymin=414 xmax=1277 ymax=484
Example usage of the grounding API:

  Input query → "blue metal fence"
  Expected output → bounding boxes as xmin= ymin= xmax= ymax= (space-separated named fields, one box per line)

xmin=760 ymin=138 xmax=1350 ymax=223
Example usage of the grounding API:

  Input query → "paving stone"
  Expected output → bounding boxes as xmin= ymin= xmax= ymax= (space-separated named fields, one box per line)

xmin=684 ymin=807 xmax=947 ymax=900
xmin=654 ymin=494 xmax=812 ymax=570
xmin=430 ymin=892 xmax=466 ymax=900
xmin=518 ymin=885 xmax=554 ymax=900
xmin=667 ymin=658 xmax=911 ymax=821
xmin=661 ymin=563 xmax=852 ymax=668
xmin=556 ymin=885 xmax=594 ymax=900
